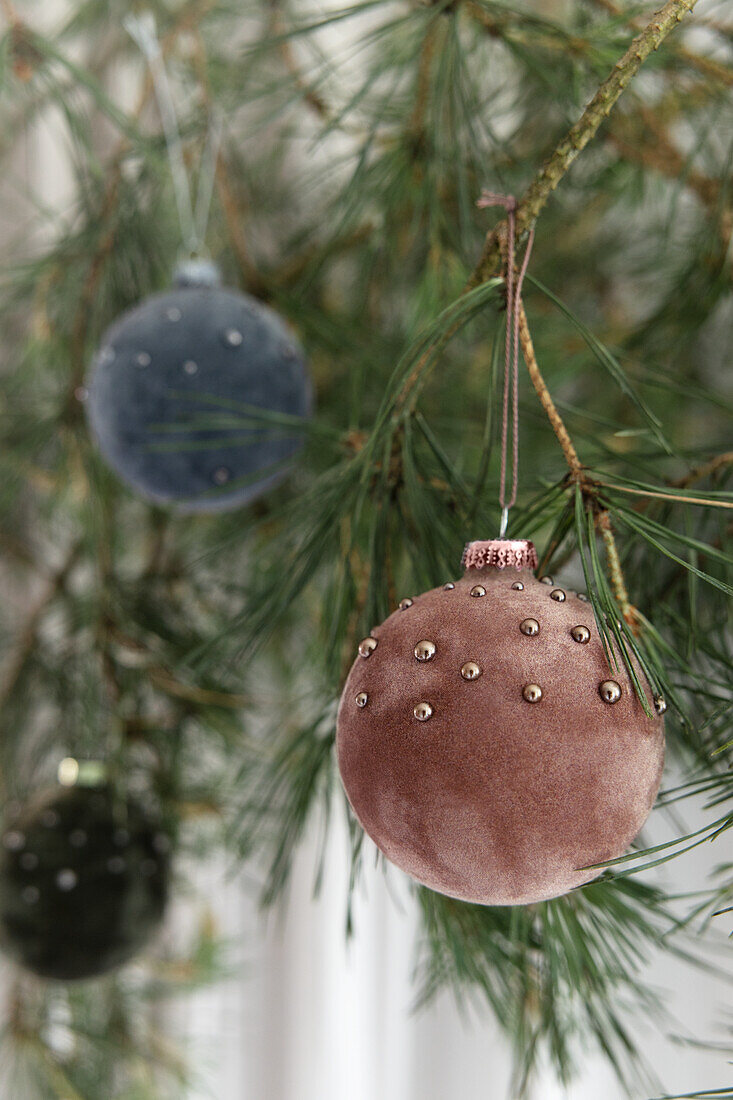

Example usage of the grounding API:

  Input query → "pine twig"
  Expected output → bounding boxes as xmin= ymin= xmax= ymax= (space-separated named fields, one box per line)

xmin=271 ymin=6 xmax=331 ymax=121
xmin=592 ymin=0 xmax=733 ymax=88
xmin=516 ymin=306 xmax=584 ymax=481
xmin=516 ymin=306 xmax=638 ymax=625
xmin=608 ymin=104 xmax=732 ymax=257
xmin=597 ymin=508 xmax=637 ymax=626
xmin=467 ymin=1 xmax=592 ymax=58
xmin=394 ymin=0 xmax=699 ymax=412
xmin=0 ymin=542 xmax=82 ymax=708
xmin=672 ymin=451 xmax=733 ymax=488
xmin=409 ymin=14 xmax=441 ymax=140
xmin=469 ymin=0 xmax=701 ymax=289
xmin=610 ymin=107 xmax=722 ymax=210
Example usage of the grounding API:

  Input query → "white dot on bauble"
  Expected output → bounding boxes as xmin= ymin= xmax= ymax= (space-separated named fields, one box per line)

xmin=56 ymin=869 xmax=78 ymax=891
xmin=3 ymin=831 xmax=25 ymax=851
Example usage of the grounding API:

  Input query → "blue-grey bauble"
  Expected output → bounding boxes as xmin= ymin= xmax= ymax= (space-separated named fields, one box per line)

xmin=86 ymin=278 xmax=311 ymax=512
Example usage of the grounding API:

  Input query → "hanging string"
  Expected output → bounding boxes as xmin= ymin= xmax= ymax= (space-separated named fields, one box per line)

xmin=476 ymin=192 xmax=535 ymax=538
xmin=193 ymin=108 xmax=223 ymax=250
xmin=124 ymin=13 xmax=221 ymax=258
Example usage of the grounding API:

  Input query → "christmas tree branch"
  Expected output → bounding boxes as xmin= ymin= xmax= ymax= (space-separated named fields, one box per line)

xmin=0 ymin=541 xmax=82 ymax=712
xmin=672 ymin=451 xmax=733 ymax=487
xmin=596 ymin=509 xmax=636 ymax=626
xmin=516 ymin=306 xmax=583 ymax=480
xmin=469 ymin=0 xmax=701 ymax=289
xmin=395 ymin=0 xmax=698 ymax=412
xmin=270 ymin=2 xmax=331 ymax=121
xmin=409 ymin=13 xmax=441 ymax=140
xmin=608 ymin=104 xmax=732 ymax=255
xmin=517 ymin=307 xmax=637 ymax=623
xmin=591 ymin=0 xmax=733 ymax=88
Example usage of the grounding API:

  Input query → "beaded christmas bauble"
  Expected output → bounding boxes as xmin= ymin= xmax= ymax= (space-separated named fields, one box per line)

xmin=86 ymin=269 xmax=311 ymax=512
xmin=0 ymin=784 xmax=170 ymax=980
xmin=336 ymin=539 xmax=665 ymax=906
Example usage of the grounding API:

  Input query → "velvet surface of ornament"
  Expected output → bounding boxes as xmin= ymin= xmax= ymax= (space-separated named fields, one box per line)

xmin=337 ymin=540 xmax=665 ymax=906
xmin=0 ymin=783 xmax=170 ymax=980
xmin=86 ymin=272 xmax=311 ymax=512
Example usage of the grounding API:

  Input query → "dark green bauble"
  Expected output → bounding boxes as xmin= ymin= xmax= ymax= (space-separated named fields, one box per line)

xmin=0 ymin=785 xmax=170 ymax=981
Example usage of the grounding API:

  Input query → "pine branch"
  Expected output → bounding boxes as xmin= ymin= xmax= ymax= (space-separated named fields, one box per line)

xmin=470 ymin=0 xmax=702 ymax=288
xmin=673 ymin=452 xmax=733 ymax=487
xmin=0 ymin=541 xmax=82 ymax=714
xmin=608 ymin=105 xmax=732 ymax=257
xmin=516 ymin=305 xmax=583 ymax=479
xmin=592 ymin=0 xmax=733 ymax=88
xmin=395 ymin=0 xmax=700 ymax=412
xmin=517 ymin=305 xmax=638 ymax=625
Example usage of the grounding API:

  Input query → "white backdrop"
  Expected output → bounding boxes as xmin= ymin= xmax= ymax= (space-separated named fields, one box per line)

xmin=174 ymin=800 xmax=731 ymax=1100
xmin=8 ymin=2 xmax=733 ymax=1097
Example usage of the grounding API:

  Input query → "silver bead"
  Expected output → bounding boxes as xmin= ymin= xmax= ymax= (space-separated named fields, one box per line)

xmin=166 ymin=307 xmax=182 ymax=322
xmin=20 ymin=852 xmax=38 ymax=871
xmin=224 ymin=328 xmax=243 ymax=347
xmin=570 ymin=625 xmax=591 ymax=644
xmin=522 ymin=683 xmax=543 ymax=703
xmin=540 ymin=576 xmax=553 ymax=585
xmin=398 ymin=598 xmax=413 ymax=611
xmin=414 ymin=702 xmax=433 ymax=722
xmin=135 ymin=351 xmax=151 ymax=368
xmin=22 ymin=886 xmax=40 ymax=905
xmin=183 ymin=359 xmax=198 ymax=375
xmin=56 ymin=868 xmax=78 ymax=892
xmin=212 ymin=466 xmax=231 ymax=485
xmin=74 ymin=385 xmax=89 ymax=403
xmin=41 ymin=810 xmax=59 ymax=828
xmin=520 ymin=618 xmax=540 ymax=637
xmin=511 ymin=581 xmax=524 ymax=591
xmin=443 ymin=582 xmax=455 ymax=591
xmin=358 ymin=637 xmax=378 ymax=658
xmin=414 ymin=640 xmax=436 ymax=662
xmin=69 ymin=829 xmax=87 ymax=848
xmin=107 ymin=856 xmax=126 ymax=874
xmin=550 ymin=589 xmax=566 ymax=602
xmin=653 ymin=694 xmax=667 ymax=715
xmin=99 ymin=346 xmax=115 ymax=365
xmin=460 ymin=661 xmax=481 ymax=681
xmin=470 ymin=585 xmax=486 ymax=598
xmin=355 ymin=691 xmax=369 ymax=708
xmin=2 ymin=830 xmax=25 ymax=851
xmin=599 ymin=680 xmax=622 ymax=704
xmin=113 ymin=828 xmax=130 ymax=847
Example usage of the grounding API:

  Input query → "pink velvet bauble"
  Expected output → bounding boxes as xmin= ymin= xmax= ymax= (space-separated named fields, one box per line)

xmin=336 ymin=540 xmax=665 ymax=906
